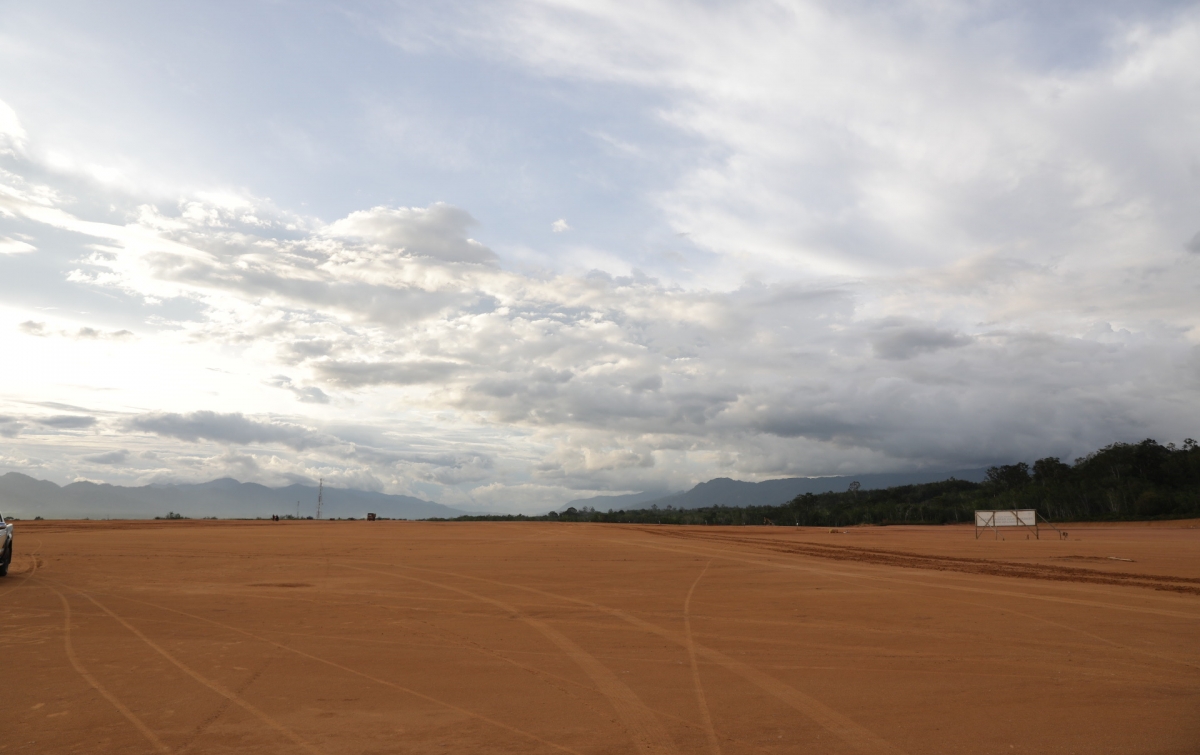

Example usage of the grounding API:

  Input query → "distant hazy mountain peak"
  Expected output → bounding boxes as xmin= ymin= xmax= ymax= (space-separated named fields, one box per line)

xmin=0 ymin=474 xmax=468 ymax=520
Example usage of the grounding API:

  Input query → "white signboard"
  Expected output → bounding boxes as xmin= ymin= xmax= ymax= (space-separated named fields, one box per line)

xmin=975 ymin=509 xmax=1037 ymax=527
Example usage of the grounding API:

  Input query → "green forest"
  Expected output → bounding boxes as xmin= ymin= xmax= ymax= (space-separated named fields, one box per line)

xmin=442 ymin=438 xmax=1200 ymax=526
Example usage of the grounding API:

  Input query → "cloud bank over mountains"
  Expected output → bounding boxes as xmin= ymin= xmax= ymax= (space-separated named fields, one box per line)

xmin=0 ymin=1 xmax=1198 ymax=512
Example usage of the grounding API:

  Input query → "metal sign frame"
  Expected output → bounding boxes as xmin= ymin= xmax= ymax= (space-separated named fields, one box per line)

xmin=974 ymin=509 xmax=1064 ymax=540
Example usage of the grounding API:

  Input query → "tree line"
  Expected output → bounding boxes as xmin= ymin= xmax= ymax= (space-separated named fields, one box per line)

xmin=438 ymin=438 xmax=1200 ymax=526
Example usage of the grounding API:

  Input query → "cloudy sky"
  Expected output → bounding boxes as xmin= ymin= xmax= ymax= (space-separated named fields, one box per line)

xmin=1 ymin=0 xmax=1198 ymax=512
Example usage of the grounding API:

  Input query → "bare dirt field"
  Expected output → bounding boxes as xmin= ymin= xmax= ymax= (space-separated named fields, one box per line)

xmin=3 ymin=519 xmax=1198 ymax=755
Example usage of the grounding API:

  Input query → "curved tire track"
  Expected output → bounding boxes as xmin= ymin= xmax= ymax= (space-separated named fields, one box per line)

xmin=652 ymin=529 xmax=1200 ymax=594
xmin=375 ymin=558 xmax=910 ymax=755
xmin=48 ymin=585 xmax=172 ymax=754
xmin=102 ymin=592 xmax=587 ymax=755
xmin=46 ymin=580 xmax=325 ymax=755
xmin=684 ymin=562 xmax=721 ymax=755
xmin=609 ymin=533 xmax=1200 ymax=619
xmin=336 ymin=562 xmax=680 ymax=755
xmin=175 ymin=656 xmax=278 ymax=755
xmin=0 ymin=537 xmax=44 ymax=599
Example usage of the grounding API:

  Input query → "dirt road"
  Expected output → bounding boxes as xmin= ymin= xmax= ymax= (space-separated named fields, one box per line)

xmin=3 ymin=520 xmax=1198 ymax=754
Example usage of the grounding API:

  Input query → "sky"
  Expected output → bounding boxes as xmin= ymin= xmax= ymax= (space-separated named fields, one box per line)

xmin=1 ymin=0 xmax=1198 ymax=513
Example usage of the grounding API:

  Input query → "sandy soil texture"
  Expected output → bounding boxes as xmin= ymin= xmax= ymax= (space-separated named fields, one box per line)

xmin=3 ymin=519 xmax=1198 ymax=754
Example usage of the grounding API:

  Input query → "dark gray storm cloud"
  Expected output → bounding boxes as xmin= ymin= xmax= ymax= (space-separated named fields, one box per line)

xmin=127 ymin=411 xmax=332 ymax=450
xmin=1186 ymin=231 xmax=1200 ymax=254
xmin=84 ymin=449 xmax=129 ymax=464
xmin=0 ymin=416 xmax=23 ymax=437
xmin=38 ymin=415 xmax=97 ymax=429
xmin=869 ymin=322 xmax=974 ymax=361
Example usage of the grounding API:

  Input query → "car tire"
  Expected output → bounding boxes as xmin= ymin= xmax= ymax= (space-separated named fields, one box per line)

xmin=0 ymin=541 xmax=10 ymax=577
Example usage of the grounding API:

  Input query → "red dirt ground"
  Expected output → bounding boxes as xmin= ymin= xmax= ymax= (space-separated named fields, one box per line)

xmin=3 ymin=519 xmax=1198 ymax=754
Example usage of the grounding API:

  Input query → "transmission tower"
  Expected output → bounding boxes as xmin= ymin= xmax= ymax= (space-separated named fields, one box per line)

xmin=316 ymin=478 xmax=324 ymax=519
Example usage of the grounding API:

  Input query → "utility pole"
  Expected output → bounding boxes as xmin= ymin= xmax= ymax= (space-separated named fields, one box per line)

xmin=316 ymin=478 xmax=324 ymax=519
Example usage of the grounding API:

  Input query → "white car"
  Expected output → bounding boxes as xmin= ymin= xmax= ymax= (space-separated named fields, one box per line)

xmin=0 ymin=511 xmax=11 ymax=577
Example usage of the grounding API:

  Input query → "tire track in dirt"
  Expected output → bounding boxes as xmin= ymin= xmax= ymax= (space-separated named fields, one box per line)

xmin=942 ymin=596 xmax=1200 ymax=673
xmin=402 ymin=614 xmax=643 ymax=727
xmin=652 ymin=529 xmax=1200 ymax=595
xmin=609 ymin=533 xmax=1200 ymax=620
xmin=394 ymin=612 xmax=774 ymax=754
xmin=112 ymin=590 xmax=779 ymax=755
xmin=684 ymin=561 xmax=721 ymax=755
xmin=359 ymin=559 xmax=910 ymax=755
xmin=0 ymin=537 xmax=43 ymax=600
xmin=175 ymin=655 xmax=278 ymax=755
xmin=48 ymin=585 xmax=172 ymax=754
xmin=180 ymin=584 xmax=825 ymax=654
xmin=142 ymin=599 xmax=1037 ymax=706
xmin=336 ymin=562 xmax=680 ymax=755
xmin=599 ymin=533 xmax=1200 ymax=676
xmin=94 ymin=593 xmax=590 ymax=755
xmin=45 ymin=580 xmax=326 ymax=755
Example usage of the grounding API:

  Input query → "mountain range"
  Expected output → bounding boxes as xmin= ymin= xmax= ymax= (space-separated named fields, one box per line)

xmin=0 ymin=473 xmax=467 ymax=520
xmin=563 ymin=469 xmax=989 ymax=512
xmin=0 ymin=467 xmax=990 ymax=520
